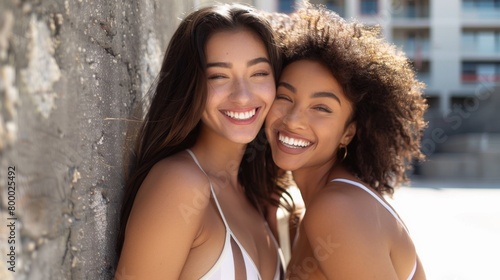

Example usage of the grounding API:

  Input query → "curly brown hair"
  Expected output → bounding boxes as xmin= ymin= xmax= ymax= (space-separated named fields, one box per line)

xmin=265 ymin=5 xmax=428 ymax=195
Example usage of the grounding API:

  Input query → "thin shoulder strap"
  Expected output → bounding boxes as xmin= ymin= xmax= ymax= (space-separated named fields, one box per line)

xmin=333 ymin=178 xmax=417 ymax=279
xmin=185 ymin=149 xmax=232 ymax=230
xmin=331 ymin=178 xmax=409 ymax=232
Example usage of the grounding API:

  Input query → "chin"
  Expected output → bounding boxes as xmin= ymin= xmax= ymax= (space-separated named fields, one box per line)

xmin=232 ymin=135 xmax=258 ymax=145
xmin=272 ymin=152 xmax=300 ymax=172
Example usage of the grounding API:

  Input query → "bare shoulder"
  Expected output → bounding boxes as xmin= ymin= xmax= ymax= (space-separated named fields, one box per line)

xmin=147 ymin=151 xmax=210 ymax=189
xmin=126 ymin=150 xmax=214 ymax=234
xmin=135 ymin=151 xmax=212 ymax=210
xmin=303 ymin=180 xmax=378 ymax=238
xmin=301 ymin=180 xmax=398 ymax=279
xmin=117 ymin=151 xmax=213 ymax=278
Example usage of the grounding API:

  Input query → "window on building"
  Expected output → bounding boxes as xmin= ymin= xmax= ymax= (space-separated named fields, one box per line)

xmin=496 ymin=31 xmax=500 ymax=52
xmin=325 ymin=0 xmax=345 ymax=17
xmin=463 ymin=0 xmax=500 ymax=9
xmin=462 ymin=62 xmax=500 ymax=83
xmin=461 ymin=30 xmax=500 ymax=53
xmin=360 ymin=0 xmax=378 ymax=15
xmin=450 ymin=96 xmax=478 ymax=118
xmin=409 ymin=60 xmax=431 ymax=85
xmin=279 ymin=0 xmax=296 ymax=14
xmin=478 ymin=31 xmax=496 ymax=53
xmin=462 ymin=31 xmax=476 ymax=52
xmin=408 ymin=1 xmax=417 ymax=17
xmin=425 ymin=96 xmax=440 ymax=112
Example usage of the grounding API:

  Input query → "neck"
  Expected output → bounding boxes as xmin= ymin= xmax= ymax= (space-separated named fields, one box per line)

xmin=292 ymin=161 xmax=339 ymax=207
xmin=190 ymin=130 xmax=247 ymax=188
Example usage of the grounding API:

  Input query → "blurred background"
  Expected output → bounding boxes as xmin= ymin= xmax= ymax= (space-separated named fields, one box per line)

xmin=0 ymin=0 xmax=498 ymax=279
xmin=253 ymin=1 xmax=500 ymax=279
xmin=245 ymin=0 xmax=500 ymax=182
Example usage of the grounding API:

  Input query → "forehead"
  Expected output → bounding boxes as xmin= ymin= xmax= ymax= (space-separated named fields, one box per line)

xmin=205 ymin=29 xmax=268 ymax=60
xmin=281 ymin=60 xmax=344 ymax=93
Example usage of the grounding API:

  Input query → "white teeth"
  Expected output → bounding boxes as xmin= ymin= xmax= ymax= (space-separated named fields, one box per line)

xmin=224 ymin=109 xmax=256 ymax=120
xmin=279 ymin=133 xmax=312 ymax=148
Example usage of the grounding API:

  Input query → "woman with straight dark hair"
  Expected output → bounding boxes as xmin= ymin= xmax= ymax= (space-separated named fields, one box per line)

xmin=115 ymin=3 xmax=284 ymax=279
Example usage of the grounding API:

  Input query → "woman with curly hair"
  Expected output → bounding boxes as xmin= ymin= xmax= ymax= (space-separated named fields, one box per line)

xmin=264 ymin=5 xmax=427 ymax=280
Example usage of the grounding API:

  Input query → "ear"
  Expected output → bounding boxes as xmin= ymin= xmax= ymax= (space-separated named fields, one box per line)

xmin=341 ymin=122 xmax=356 ymax=146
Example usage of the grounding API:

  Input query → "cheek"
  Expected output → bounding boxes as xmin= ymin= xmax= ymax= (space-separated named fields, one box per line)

xmin=253 ymin=81 xmax=276 ymax=102
xmin=265 ymin=107 xmax=282 ymax=135
xmin=206 ymin=83 xmax=228 ymax=98
xmin=202 ymin=92 xmax=215 ymax=112
xmin=316 ymin=122 xmax=343 ymax=149
xmin=275 ymin=101 xmax=292 ymax=117
xmin=266 ymin=103 xmax=287 ymax=124
xmin=264 ymin=113 xmax=281 ymax=142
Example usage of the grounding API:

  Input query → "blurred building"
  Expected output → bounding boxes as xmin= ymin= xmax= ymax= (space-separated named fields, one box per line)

xmin=254 ymin=0 xmax=500 ymax=181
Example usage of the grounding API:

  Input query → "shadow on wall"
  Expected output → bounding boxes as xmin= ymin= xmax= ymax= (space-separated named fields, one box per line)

xmin=0 ymin=0 xmax=197 ymax=279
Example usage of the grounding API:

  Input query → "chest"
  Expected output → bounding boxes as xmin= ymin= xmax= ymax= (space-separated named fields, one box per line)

xmin=209 ymin=182 xmax=269 ymax=246
xmin=208 ymin=181 xmax=280 ymax=278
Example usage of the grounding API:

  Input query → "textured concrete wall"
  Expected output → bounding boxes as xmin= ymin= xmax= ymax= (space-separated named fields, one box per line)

xmin=0 ymin=0 xmax=244 ymax=279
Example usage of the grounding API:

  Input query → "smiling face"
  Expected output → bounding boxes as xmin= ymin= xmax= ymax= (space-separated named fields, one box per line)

xmin=265 ymin=59 xmax=356 ymax=172
xmin=200 ymin=28 xmax=276 ymax=144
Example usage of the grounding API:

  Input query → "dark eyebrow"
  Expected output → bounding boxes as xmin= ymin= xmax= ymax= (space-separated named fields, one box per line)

xmin=206 ymin=57 xmax=270 ymax=69
xmin=248 ymin=57 xmax=271 ymax=67
xmin=278 ymin=81 xmax=341 ymax=104
xmin=206 ymin=62 xmax=232 ymax=68
xmin=312 ymin=91 xmax=341 ymax=104
xmin=278 ymin=81 xmax=296 ymax=93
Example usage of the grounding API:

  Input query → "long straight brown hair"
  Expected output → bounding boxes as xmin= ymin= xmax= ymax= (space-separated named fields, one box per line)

xmin=116 ymin=3 xmax=282 ymax=255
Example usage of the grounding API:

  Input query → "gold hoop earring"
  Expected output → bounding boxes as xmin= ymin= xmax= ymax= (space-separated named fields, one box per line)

xmin=338 ymin=144 xmax=348 ymax=162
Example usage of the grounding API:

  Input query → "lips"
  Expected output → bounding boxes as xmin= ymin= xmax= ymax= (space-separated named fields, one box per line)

xmin=274 ymin=130 xmax=314 ymax=155
xmin=220 ymin=107 xmax=261 ymax=125
xmin=222 ymin=108 xmax=257 ymax=120
xmin=278 ymin=133 xmax=312 ymax=148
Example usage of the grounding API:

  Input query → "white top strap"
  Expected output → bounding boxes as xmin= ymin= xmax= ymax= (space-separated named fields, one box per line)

xmin=330 ymin=178 xmax=409 ymax=233
xmin=185 ymin=149 xmax=232 ymax=230
xmin=331 ymin=178 xmax=416 ymax=279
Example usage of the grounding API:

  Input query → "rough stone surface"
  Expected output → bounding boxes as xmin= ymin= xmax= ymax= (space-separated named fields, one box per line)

xmin=0 ymin=0 xmax=244 ymax=279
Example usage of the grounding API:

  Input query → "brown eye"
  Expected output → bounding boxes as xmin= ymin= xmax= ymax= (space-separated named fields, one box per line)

xmin=276 ymin=94 xmax=292 ymax=101
xmin=207 ymin=74 xmax=227 ymax=80
xmin=252 ymin=71 xmax=270 ymax=77
xmin=313 ymin=106 xmax=332 ymax=113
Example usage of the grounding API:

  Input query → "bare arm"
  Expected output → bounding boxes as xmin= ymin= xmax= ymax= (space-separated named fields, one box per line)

xmin=115 ymin=160 xmax=211 ymax=280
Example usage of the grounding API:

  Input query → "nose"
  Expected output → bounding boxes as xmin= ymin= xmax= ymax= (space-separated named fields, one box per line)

xmin=229 ymin=78 xmax=251 ymax=104
xmin=282 ymin=105 xmax=307 ymax=130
